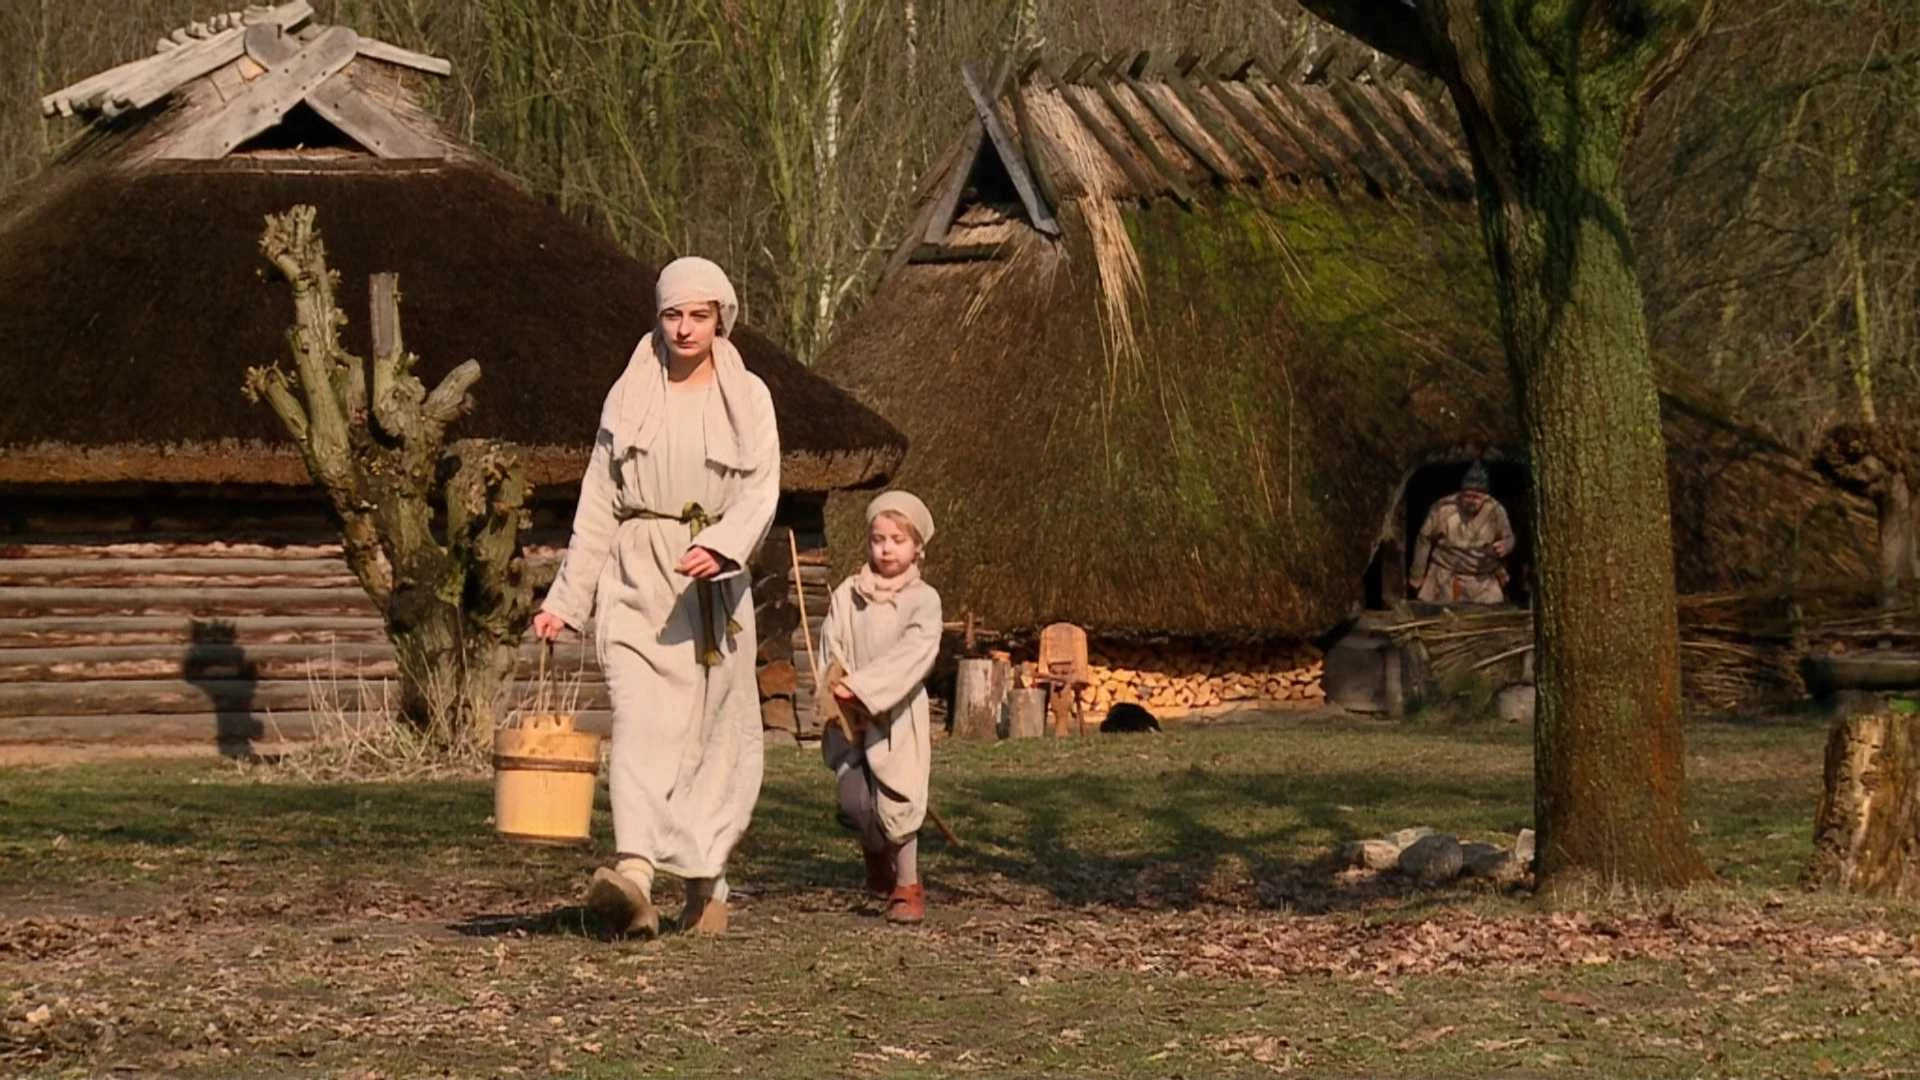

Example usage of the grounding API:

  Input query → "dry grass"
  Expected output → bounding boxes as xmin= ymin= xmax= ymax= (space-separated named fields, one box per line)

xmin=250 ymin=645 xmax=593 ymax=784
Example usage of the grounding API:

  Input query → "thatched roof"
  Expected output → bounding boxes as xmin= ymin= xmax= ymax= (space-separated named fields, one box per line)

xmin=0 ymin=5 xmax=905 ymax=494
xmin=820 ymin=51 xmax=1871 ymax=638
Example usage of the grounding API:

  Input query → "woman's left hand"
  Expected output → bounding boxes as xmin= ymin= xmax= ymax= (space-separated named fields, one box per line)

xmin=677 ymin=545 xmax=726 ymax=580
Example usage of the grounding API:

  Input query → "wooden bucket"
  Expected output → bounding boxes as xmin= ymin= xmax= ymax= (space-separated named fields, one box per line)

xmin=493 ymin=712 xmax=601 ymax=846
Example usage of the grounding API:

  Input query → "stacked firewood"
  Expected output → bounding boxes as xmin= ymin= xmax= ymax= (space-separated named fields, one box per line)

xmin=1069 ymin=642 xmax=1326 ymax=715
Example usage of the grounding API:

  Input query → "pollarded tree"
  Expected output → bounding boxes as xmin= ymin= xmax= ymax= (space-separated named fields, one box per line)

xmin=1294 ymin=0 xmax=1717 ymax=889
xmin=244 ymin=205 xmax=547 ymax=749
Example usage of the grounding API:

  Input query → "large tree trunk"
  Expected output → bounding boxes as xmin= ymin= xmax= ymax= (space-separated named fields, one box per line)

xmin=1811 ymin=710 xmax=1920 ymax=898
xmin=1461 ymin=107 xmax=1705 ymax=889
xmin=1294 ymin=0 xmax=1717 ymax=891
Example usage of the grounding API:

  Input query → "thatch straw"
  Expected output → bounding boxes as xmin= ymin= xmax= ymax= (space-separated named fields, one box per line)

xmin=1084 ymin=196 xmax=1148 ymax=403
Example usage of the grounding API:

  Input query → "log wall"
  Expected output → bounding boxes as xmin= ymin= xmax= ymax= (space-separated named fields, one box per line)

xmin=1 ymin=489 xmax=827 ymax=747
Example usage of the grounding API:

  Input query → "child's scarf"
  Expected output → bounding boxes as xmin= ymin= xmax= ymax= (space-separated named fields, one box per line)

xmin=853 ymin=563 xmax=921 ymax=606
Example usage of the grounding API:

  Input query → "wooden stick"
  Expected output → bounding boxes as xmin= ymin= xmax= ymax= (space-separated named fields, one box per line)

xmin=925 ymin=806 xmax=963 ymax=848
xmin=789 ymin=528 xmax=824 ymax=725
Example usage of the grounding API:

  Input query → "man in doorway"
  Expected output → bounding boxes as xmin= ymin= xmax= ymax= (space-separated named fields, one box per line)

xmin=1409 ymin=461 xmax=1516 ymax=605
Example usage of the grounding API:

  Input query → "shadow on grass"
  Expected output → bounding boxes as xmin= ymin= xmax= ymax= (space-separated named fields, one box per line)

xmin=735 ymin=752 xmax=1533 ymax=916
xmin=451 ymin=904 xmax=606 ymax=939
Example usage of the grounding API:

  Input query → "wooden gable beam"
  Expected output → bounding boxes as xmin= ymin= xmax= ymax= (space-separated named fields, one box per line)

xmin=356 ymin=37 xmax=454 ymax=78
xmin=307 ymin=69 xmax=445 ymax=159
xmin=961 ymin=62 xmax=1061 ymax=237
xmin=1007 ymin=59 xmax=1066 ymax=213
xmin=99 ymin=28 xmax=248 ymax=118
xmin=921 ymin=55 xmax=1014 ymax=246
xmin=165 ymin=26 xmax=360 ymax=160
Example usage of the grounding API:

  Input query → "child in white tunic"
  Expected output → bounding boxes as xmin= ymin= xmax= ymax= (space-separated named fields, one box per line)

xmin=818 ymin=491 xmax=943 ymax=924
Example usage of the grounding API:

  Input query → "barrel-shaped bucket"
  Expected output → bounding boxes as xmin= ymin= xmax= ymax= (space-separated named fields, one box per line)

xmin=493 ymin=713 xmax=601 ymax=845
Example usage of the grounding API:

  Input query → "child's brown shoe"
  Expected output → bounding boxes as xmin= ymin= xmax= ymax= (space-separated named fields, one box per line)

xmin=863 ymin=850 xmax=896 ymax=897
xmin=586 ymin=867 xmax=659 ymax=939
xmin=884 ymin=882 xmax=925 ymax=925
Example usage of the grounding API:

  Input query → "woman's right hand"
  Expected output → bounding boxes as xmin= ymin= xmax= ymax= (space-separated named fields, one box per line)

xmin=531 ymin=611 xmax=571 ymax=641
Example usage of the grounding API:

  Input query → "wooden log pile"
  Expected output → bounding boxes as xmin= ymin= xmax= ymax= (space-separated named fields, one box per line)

xmin=1068 ymin=642 xmax=1326 ymax=716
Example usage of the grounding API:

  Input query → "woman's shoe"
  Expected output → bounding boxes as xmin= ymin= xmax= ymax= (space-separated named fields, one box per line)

xmin=586 ymin=867 xmax=659 ymax=939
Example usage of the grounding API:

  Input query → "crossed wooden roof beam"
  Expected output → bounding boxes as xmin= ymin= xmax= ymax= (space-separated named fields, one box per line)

xmin=916 ymin=44 xmax=1466 ymax=260
xmin=40 ymin=2 xmax=452 ymax=160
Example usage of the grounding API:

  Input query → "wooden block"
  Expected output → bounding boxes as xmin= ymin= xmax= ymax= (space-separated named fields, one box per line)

xmin=1007 ymin=688 xmax=1047 ymax=738
xmin=757 ymin=659 xmax=798 ymax=698
xmin=760 ymin=697 xmax=798 ymax=733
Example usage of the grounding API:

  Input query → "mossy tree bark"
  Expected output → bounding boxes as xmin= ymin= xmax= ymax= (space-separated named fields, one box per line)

xmin=1297 ymin=0 xmax=1717 ymax=889
xmin=245 ymin=205 xmax=550 ymax=748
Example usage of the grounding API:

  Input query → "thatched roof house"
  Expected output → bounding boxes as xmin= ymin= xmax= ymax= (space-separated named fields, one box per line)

xmin=821 ymin=48 xmax=1869 ymax=641
xmin=0 ymin=4 xmax=900 ymax=746
xmin=0 ymin=2 xmax=903 ymax=495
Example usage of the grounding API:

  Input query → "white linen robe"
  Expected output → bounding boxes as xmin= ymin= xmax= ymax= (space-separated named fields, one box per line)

xmin=818 ymin=577 xmax=942 ymax=844
xmin=542 ymin=342 xmax=779 ymax=882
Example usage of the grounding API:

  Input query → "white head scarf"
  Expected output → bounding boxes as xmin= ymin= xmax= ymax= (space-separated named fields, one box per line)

xmin=656 ymin=256 xmax=740 ymax=337
xmin=866 ymin=490 xmax=935 ymax=544
xmin=601 ymin=257 xmax=762 ymax=465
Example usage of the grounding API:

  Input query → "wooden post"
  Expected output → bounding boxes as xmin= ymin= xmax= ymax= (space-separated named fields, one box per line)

xmin=1007 ymin=688 xmax=1047 ymax=738
xmin=953 ymin=657 xmax=1008 ymax=740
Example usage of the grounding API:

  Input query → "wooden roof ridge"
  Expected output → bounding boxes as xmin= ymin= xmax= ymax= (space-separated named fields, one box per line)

xmin=39 ymin=1 xmax=454 ymax=163
xmin=949 ymin=44 xmax=1465 ymax=209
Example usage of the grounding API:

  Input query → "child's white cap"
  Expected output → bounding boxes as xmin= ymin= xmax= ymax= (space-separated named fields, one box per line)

xmin=866 ymin=490 xmax=935 ymax=544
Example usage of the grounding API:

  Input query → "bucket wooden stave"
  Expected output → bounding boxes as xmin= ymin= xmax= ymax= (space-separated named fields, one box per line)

xmin=493 ymin=712 xmax=601 ymax=846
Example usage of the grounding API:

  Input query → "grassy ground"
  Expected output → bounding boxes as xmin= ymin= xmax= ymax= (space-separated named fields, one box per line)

xmin=3 ymin=710 xmax=1917 ymax=1078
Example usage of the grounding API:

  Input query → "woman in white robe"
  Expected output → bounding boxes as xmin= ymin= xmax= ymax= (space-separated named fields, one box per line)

xmin=818 ymin=492 xmax=942 ymax=924
xmin=533 ymin=257 xmax=779 ymax=938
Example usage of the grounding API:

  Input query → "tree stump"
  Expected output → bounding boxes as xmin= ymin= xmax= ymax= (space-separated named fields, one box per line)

xmin=1810 ymin=710 xmax=1920 ymax=898
xmin=1007 ymin=688 xmax=1046 ymax=738
xmin=953 ymin=657 xmax=1008 ymax=740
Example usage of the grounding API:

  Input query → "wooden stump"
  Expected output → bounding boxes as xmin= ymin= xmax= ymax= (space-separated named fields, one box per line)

xmin=953 ymin=657 xmax=1008 ymax=740
xmin=1007 ymin=688 xmax=1046 ymax=738
xmin=1810 ymin=710 xmax=1920 ymax=898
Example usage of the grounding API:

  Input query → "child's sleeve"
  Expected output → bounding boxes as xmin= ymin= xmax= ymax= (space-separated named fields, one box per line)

xmin=842 ymin=587 xmax=943 ymax=718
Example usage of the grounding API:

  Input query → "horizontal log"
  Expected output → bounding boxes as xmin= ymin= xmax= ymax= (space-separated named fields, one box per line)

xmin=0 ymin=557 xmax=360 ymax=588
xmin=0 ymin=678 xmax=613 ymax=718
xmin=0 ymin=641 xmax=603 ymax=683
xmin=0 ymin=614 xmax=386 ymax=649
xmin=0 ymin=541 xmax=346 ymax=560
xmin=0 ymin=709 xmax=616 ymax=744
xmin=0 ymin=587 xmax=376 ymax=618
